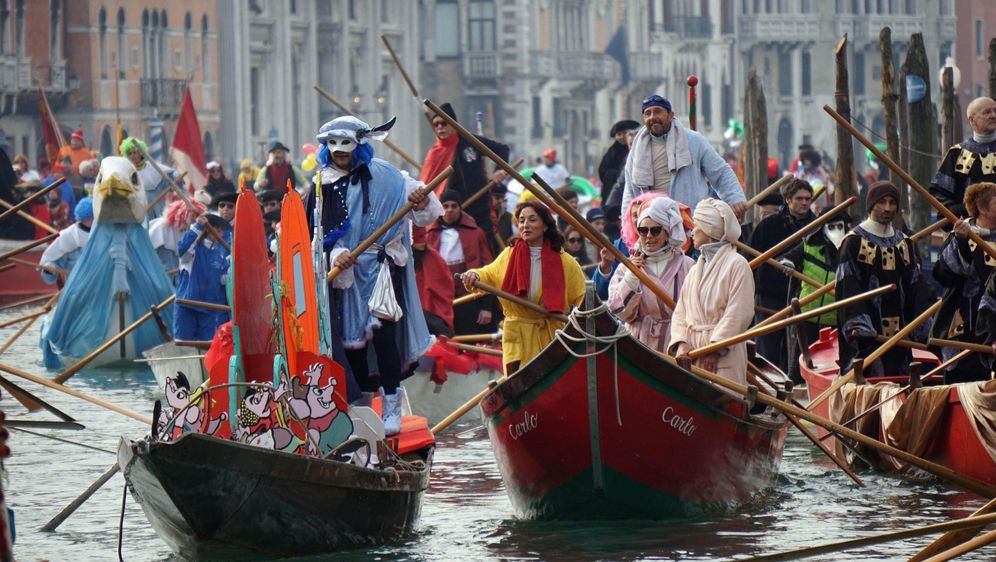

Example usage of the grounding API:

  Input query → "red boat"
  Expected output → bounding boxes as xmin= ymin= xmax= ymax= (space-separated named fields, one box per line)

xmin=479 ymin=299 xmax=789 ymax=520
xmin=0 ymin=238 xmax=54 ymax=303
xmin=801 ymin=328 xmax=996 ymax=486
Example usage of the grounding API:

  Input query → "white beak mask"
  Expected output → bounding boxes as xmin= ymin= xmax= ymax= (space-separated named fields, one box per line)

xmin=327 ymin=137 xmax=357 ymax=153
xmin=824 ymin=221 xmax=847 ymax=249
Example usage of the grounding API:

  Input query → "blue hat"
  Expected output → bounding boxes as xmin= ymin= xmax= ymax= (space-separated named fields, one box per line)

xmin=641 ymin=94 xmax=672 ymax=113
xmin=74 ymin=197 xmax=93 ymax=222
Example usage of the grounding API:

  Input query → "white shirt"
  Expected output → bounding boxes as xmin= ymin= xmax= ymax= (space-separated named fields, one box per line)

xmin=439 ymin=228 xmax=465 ymax=265
xmin=534 ymin=163 xmax=570 ymax=189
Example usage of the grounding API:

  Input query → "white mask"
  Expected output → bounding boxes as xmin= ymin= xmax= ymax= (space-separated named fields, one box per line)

xmin=824 ymin=221 xmax=846 ymax=249
xmin=327 ymin=137 xmax=357 ymax=153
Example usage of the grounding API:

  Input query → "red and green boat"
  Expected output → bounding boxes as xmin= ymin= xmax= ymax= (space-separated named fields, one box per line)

xmin=480 ymin=300 xmax=789 ymax=520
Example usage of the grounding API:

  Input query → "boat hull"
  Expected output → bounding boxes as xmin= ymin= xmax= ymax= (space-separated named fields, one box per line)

xmin=119 ymin=433 xmax=432 ymax=559
xmin=0 ymin=239 xmax=51 ymax=302
xmin=481 ymin=310 xmax=788 ymax=520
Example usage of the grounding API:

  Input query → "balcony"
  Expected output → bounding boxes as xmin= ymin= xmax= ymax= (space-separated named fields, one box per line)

xmin=651 ymin=16 xmax=714 ymax=39
xmin=530 ymin=51 xmax=620 ymax=84
xmin=140 ymin=79 xmax=187 ymax=114
xmin=739 ymin=15 xmax=820 ymax=43
xmin=462 ymin=51 xmax=501 ymax=80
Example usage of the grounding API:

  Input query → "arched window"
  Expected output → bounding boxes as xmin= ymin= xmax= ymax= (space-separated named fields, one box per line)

xmin=150 ymin=10 xmax=159 ymax=79
xmin=184 ymin=12 xmax=192 ymax=73
xmin=201 ymin=14 xmax=209 ymax=81
xmin=117 ymin=9 xmax=126 ymax=78
xmin=49 ymin=0 xmax=61 ymax=55
xmin=159 ymin=11 xmax=168 ymax=78
xmin=142 ymin=9 xmax=149 ymax=78
xmin=99 ymin=8 xmax=107 ymax=79
xmin=16 ymin=0 xmax=26 ymax=55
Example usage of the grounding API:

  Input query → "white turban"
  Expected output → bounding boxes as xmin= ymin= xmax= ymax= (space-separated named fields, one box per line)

xmin=693 ymin=198 xmax=741 ymax=242
xmin=637 ymin=196 xmax=686 ymax=249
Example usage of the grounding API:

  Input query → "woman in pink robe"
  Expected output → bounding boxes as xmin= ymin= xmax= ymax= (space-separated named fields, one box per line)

xmin=607 ymin=197 xmax=694 ymax=353
xmin=669 ymin=198 xmax=755 ymax=385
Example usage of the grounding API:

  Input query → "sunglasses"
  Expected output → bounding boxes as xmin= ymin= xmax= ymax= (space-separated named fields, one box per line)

xmin=567 ymin=237 xmax=583 ymax=243
xmin=637 ymin=226 xmax=664 ymax=236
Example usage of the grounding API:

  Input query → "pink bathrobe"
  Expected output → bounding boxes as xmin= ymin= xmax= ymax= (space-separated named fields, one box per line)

xmin=607 ymin=249 xmax=694 ymax=353
xmin=668 ymin=243 xmax=755 ymax=385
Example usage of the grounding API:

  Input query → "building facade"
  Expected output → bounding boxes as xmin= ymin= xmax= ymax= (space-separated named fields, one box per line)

xmin=954 ymin=0 xmax=996 ymax=102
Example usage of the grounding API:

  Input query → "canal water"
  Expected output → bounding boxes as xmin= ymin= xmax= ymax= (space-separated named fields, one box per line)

xmin=0 ymin=305 xmax=992 ymax=561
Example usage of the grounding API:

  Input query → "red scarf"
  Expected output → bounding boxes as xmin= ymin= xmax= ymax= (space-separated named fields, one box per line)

xmin=420 ymin=134 xmax=458 ymax=196
xmin=501 ymin=239 xmax=566 ymax=314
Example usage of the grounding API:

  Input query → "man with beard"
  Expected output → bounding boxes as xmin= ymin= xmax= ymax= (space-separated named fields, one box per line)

xmin=835 ymin=181 xmax=931 ymax=376
xmin=620 ymin=94 xmax=745 ymax=222
xmin=930 ymin=97 xmax=996 ymax=218
xmin=749 ymin=179 xmax=816 ymax=371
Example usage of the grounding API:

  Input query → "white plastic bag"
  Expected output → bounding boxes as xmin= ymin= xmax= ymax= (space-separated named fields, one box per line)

xmin=369 ymin=260 xmax=403 ymax=321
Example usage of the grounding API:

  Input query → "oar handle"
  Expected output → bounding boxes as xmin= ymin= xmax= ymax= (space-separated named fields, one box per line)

xmin=0 ymin=232 xmax=59 ymax=263
xmin=0 ymin=176 xmax=66 ymax=224
xmin=734 ymin=240 xmax=823 ymax=288
xmin=687 ymin=283 xmax=895 ymax=359
xmin=928 ymin=338 xmax=995 ymax=355
xmin=910 ymin=218 xmax=951 ymax=242
xmin=748 ymin=196 xmax=857 ymax=269
xmin=441 ymin=340 xmax=503 ymax=356
xmin=0 ymin=197 xmax=59 ymax=235
xmin=744 ymin=174 xmax=793 ymax=208
xmin=326 ymin=166 xmax=452 ymax=282
xmin=176 ymin=298 xmax=231 ymax=313
xmin=755 ymin=279 xmax=837 ymax=329
xmin=461 ymin=274 xmax=568 ymax=323
xmin=461 ymin=158 xmax=524 ymax=209
xmin=824 ymin=104 xmax=996 ymax=263
xmin=431 ymin=379 xmax=499 ymax=435
xmin=425 ymin=98 xmax=678 ymax=311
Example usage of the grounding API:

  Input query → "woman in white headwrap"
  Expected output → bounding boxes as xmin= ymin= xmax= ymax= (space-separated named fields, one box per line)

xmin=607 ymin=197 xmax=694 ymax=353
xmin=669 ymin=198 xmax=755 ymax=385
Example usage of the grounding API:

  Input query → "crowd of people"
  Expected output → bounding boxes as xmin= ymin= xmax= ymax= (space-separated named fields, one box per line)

xmin=4 ymin=92 xmax=996 ymax=435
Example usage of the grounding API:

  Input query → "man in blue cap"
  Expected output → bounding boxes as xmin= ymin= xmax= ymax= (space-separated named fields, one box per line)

xmin=620 ymin=94 xmax=745 ymax=223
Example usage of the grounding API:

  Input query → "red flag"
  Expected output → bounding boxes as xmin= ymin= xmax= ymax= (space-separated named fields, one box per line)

xmin=169 ymin=87 xmax=206 ymax=191
xmin=38 ymin=89 xmax=65 ymax=164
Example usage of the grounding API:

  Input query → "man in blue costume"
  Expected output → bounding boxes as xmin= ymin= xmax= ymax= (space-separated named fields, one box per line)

xmin=174 ymin=192 xmax=234 ymax=341
xmin=306 ymin=115 xmax=441 ymax=435
xmin=930 ymin=97 xmax=996 ymax=217
xmin=39 ymin=197 xmax=93 ymax=287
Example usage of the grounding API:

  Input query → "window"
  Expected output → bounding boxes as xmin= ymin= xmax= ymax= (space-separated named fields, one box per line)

xmin=701 ymin=82 xmax=711 ymax=129
xmin=468 ymin=0 xmax=495 ymax=51
xmin=854 ymin=52 xmax=865 ymax=95
xmin=905 ymin=0 xmax=915 ymax=14
xmin=802 ymin=51 xmax=812 ymax=96
xmin=142 ymin=10 xmax=150 ymax=78
xmin=434 ymin=1 xmax=459 ymax=57
xmin=15 ymin=0 xmax=25 ymax=55
xmin=184 ymin=13 xmax=192 ymax=74
xmin=117 ymin=9 xmax=126 ymax=79
xmin=201 ymin=15 xmax=210 ymax=81
xmin=99 ymin=8 xmax=108 ymax=79
xmin=0 ymin=1 xmax=7 ymax=55
xmin=532 ymin=96 xmax=543 ymax=138
xmin=553 ymin=98 xmax=565 ymax=137
xmin=721 ymin=0 xmax=734 ymax=33
xmin=49 ymin=0 xmax=61 ymax=55
xmin=801 ymin=0 xmax=812 ymax=13
xmin=778 ymin=51 xmax=791 ymax=96
xmin=977 ymin=20 xmax=985 ymax=59
xmin=250 ymin=67 xmax=260 ymax=136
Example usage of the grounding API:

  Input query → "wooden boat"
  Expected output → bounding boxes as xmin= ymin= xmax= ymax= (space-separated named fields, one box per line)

xmin=480 ymin=296 xmax=789 ymax=520
xmin=800 ymin=327 xmax=996 ymax=486
xmin=118 ymin=432 xmax=432 ymax=559
xmin=122 ymin=190 xmax=436 ymax=558
xmin=0 ymin=238 xmax=53 ymax=302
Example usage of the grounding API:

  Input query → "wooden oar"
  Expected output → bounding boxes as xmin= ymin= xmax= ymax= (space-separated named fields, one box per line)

xmin=0 ymin=362 xmax=151 ymax=424
xmin=921 ymin=529 xmax=996 ymax=562
xmin=172 ymin=339 xmax=213 ymax=349
xmin=136 ymin=145 xmax=230 ymax=251
xmin=911 ymin=217 xmax=952 ymax=242
xmin=746 ymin=364 xmax=864 ymax=487
xmin=742 ymin=512 xmax=996 ymax=562
xmin=453 ymin=291 xmax=486 ymax=306
xmin=52 ymin=295 xmax=176 ymax=385
xmin=734 ymin=240 xmax=823 ymax=288
xmin=175 ymin=298 xmax=231 ymax=313
xmin=426 ymin=98 xmax=679 ymax=312
xmin=450 ymin=332 xmax=501 ymax=343
xmin=825 ymin=104 xmax=996 ymax=263
xmin=463 ymin=277 xmax=569 ymax=323
xmin=744 ymin=174 xmax=793 ymax=208
xmin=910 ymin=496 xmax=996 ymax=562
xmin=0 ymin=198 xmax=59 ymax=235
xmin=5 ymin=256 xmax=69 ymax=277
xmin=0 ymin=177 xmax=65 ymax=224
xmin=0 ymin=292 xmax=56 ymax=312
xmin=872 ymin=334 xmax=930 ymax=350
xmin=431 ymin=379 xmax=499 ymax=435
xmin=0 ymin=263 xmax=13 ymax=274
xmin=807 ymin=299 xmax=942 ymax=412
xmin=140 ymin=171 xmax=186 ymax=216
xmin=40 ymin=463 xmax=120 ymax=532
xmin=748 ymin=197 xmax=857 ymax=269
xmin=380 ymin=34 xmax=435 ymax=127
xmin=313 ymin=85 xmax=423 ymax=170
xmin=818 ymin=349 xmax=972 ymax=442
xmin=442 ymin=340 xmax=503 ymax=356
xmin=0 ymin=233 xmax=59 ymax=263
xmin=928 ymin=337 xmax=995 ymax=355
xmin=687 ymin=284 xmax=895 ymax=359
xmin=755 ymin=280 xmax=836 ymax=329
xmin=0 ymin=373 xmax=75 ymax=421
xmin=0 ymin=307 xmax=50 ymax=329
xmin=327 ymin=166 xmax=452 ymax=282
xmin=0 ymin=293 xmax=59 ymax=356
xmin=461 ymin=158 xmax=525 ymax=209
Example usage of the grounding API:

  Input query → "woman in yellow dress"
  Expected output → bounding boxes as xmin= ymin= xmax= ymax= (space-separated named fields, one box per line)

xmin=461 ymin=201 xmax=586 ymax=374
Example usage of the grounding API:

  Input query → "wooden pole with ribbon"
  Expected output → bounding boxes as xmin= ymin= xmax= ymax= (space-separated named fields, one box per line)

xmin=425 ymin=98 xmax=678 ymax=311
xmin=327 ymin=166 xmax=452 ymax=282
xmin=807 ymin=299 xmax=942 ymax=411
xmin=313 ymin=85 xmax=423 ymax=170
xmin=687 ymin=75 xmax=698 ymax=130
